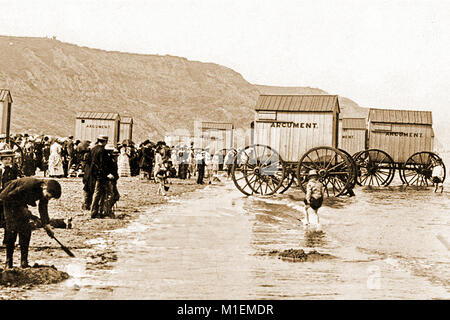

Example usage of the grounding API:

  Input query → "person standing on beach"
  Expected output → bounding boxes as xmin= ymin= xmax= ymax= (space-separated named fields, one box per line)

xmin=0 ymin=150 xmax=23 ymax=235
xmin=0 ymin=177 xmax=60 ymax=268
xmin=48 ymin=138 xmax=64 ymax=178
xmin=432 ymin=159 xmax=445 ymax=193
xmin=89 ymin=135 xmax=111 ymax=219
xmin=117 ymin=143 xmax=131 ymax=177
xmin=155 ymin=159 xmax=169 ymax=196
xmin=224 ymin=149 xmax=235 ymax=179
xmin=101 ymin=146 xmax=120 ymax=218
xmin=196 ymin=150 xmax=206 ymax=185
xmin=138 ymin=140 xmax=154 ymax=180
xmin=303 ymin=170 xmax=324 ymax=229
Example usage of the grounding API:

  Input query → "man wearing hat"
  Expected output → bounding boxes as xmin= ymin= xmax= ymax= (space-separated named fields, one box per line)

xmin=0 ymin=177 xmax=61 ymax=268
xmin=88 ymin=135 xmax=112 ymax=218
xmin=0 ymin=150 xmax=22 ymax=190
xmin=138 ymin=140 xmax=154 ymax=180
xmin=0 ymin=149 xmax=22 ymax=234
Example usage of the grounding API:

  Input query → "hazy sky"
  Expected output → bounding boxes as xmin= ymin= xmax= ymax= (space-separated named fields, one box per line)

xmin=1 ymin=0 xmax=449 ymax=121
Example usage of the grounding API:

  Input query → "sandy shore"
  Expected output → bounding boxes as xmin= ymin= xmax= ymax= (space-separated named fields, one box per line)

xmin=0 ymin=175 xmax=206 ymax=294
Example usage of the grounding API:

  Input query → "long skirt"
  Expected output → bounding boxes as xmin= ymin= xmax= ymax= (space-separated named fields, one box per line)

xmin=118 ymin=154 xmax=131 ymax=177
xmin=48 ymin=153 xmax=64 ymax=177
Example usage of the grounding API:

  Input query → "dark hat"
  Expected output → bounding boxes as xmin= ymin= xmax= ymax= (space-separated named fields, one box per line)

xmin=46 ymin=179 xmax=62 ymax=199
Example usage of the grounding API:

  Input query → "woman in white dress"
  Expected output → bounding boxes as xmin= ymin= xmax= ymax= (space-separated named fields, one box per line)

xmin=48 ymin=138 xmax=64 ymax=177
xmin=117 ymin=144 xmax=131 ymax=177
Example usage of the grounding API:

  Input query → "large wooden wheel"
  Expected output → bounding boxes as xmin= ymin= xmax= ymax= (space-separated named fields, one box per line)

xmin=353 ymin=149 xmax=395 ymax=186
xmin=339 ymin=148 xmax=358 ymax=190
xmin=278 ymin=169 xmax=296 ymax=194
xmin=401 ymin=152 xmax=446 ymax=187
xmin=352 ymin=151 xmax=364 ymax=186
xmin=231 ymin=144 xmax=285 ymax=196
xmin=296 ymin=146 xmax=354 ymax=197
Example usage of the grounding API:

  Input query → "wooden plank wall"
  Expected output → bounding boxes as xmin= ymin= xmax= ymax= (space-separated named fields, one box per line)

xmin=119 ymin=123 xmax=133 ymax=142
xmin=369 ymin=123 xmax=433 ymax=163
xmin=200 ymin=128 xmax=233 ymax=152
xmin=254 ymin=112 xmax=335 ymax=162
xmin=340 ymin=129 xmax=367 ymax=156
xmin=0 ymin=97 xmax=12 ymax=136
xmin=75 ymin=118 xmax=119 ymax=146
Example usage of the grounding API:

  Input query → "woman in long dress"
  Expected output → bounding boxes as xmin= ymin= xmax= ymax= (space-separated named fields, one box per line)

xmin=117 ymin=144 xmax=131 ymax=177
xmin=48 ymin=138 xmax=64 ymax=177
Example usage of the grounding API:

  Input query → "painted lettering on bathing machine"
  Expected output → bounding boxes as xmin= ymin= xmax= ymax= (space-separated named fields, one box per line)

xmin=86 ymin=124 xmax=111 ymax=129
xmin=384 ymin=132 xmax=423 ymax=137
xmin=269 ymin=121 xmax=318 ymax=128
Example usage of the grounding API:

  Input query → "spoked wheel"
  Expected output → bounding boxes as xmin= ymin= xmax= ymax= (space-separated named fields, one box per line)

xmin=352 ymin=151 xmax=364 ymax=186
xmin=401 ymin=152 xmax=446 ymax=187
xmin=296 ymin=146 xmax=354 ymax=197
xmin=353 ymin=149 xmax=395 ymax=186
xmin=231 ymin=144 xmax=285 ymax=196
xmin=339 ymin=148 xmax=358 ymax=190
xmin=278 ymin=169 xmax=296 ymax=194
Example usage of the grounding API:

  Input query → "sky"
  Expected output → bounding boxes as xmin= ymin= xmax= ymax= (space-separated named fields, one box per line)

xmin=1 ymin=0 xmax=449 ymax=122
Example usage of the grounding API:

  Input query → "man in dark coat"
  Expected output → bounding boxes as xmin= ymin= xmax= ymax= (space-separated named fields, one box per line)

xmin=89 ymin=135 xmax=110 ymax=218
xmin=0 ymin=150 xmax=23 ymax=232
xmin=0 ymin=150 xmax=22 ymax=189
xmin=139 ymin=140 xmax=154 ymax=180
xmin=0 ymin=177 xmax=61 ymax=268
xmin=101 ymin=146 xmax=120 ymax=218
xmin=81 ymin=147 xmax=94 ymax=210
xmin=196 ymin=150 xmax=206 ymax=184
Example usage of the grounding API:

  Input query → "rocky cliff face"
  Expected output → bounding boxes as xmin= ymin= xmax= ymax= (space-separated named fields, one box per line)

xmin=0 ymin=36 xmax=366 ymax=142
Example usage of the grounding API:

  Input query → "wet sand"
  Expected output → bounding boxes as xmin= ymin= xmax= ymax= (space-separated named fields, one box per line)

xmin=0 ymin=176 xmax=205 ymax=298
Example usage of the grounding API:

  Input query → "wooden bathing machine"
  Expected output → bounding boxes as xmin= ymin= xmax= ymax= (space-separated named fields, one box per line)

xmin=352 ymin=107 xmax=442 ymax=187
xmin=0 ymin=89 xmax=12 ymax=140
xmin=194 ymin=121 xmax=234 ymax=152
xmin=253 ymin=94 xmax=340 ymax=163
xmin=75 ymin=112 xmax=120 ymax=146
xmin=231 ymin=94 xmax=359 ymax=197
xmin=119 ymin=116 xmax=133 ymax=142
xmin=367 ymin=108 xmax=434 ymax=163
xmin=338 ymin=117 xmax=368 ymax=156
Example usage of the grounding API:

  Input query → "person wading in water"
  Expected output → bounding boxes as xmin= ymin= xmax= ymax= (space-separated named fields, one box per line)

xmin=303 ymin=169 xmax=324 ymax=230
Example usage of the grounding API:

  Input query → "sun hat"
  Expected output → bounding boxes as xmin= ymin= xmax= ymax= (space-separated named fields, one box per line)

xmin=97 ymin=135 xmax=109 ymax=142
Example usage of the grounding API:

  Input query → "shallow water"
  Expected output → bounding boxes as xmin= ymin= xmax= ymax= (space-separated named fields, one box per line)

xmin=18 ymin=153 xmax=450 ymax=300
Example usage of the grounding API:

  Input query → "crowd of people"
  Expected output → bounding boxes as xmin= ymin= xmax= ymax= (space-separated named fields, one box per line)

xmin=0 ymin=133 xmax=237 ymax=268
xmin=0 ymin=133 xmax=237 ymax=218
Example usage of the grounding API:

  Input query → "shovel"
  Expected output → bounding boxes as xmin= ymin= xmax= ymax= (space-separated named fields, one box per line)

xmin=30 ymin=215 xmax=75 ymax=257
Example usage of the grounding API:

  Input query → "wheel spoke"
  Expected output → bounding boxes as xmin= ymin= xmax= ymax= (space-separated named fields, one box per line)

xmin=373 ymin=171 xmax=382 ymax=186
xmin=315 ymin=149 xmax=324 ymax=169
xmin=374 ymin=171 xmax=387 ymax=185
